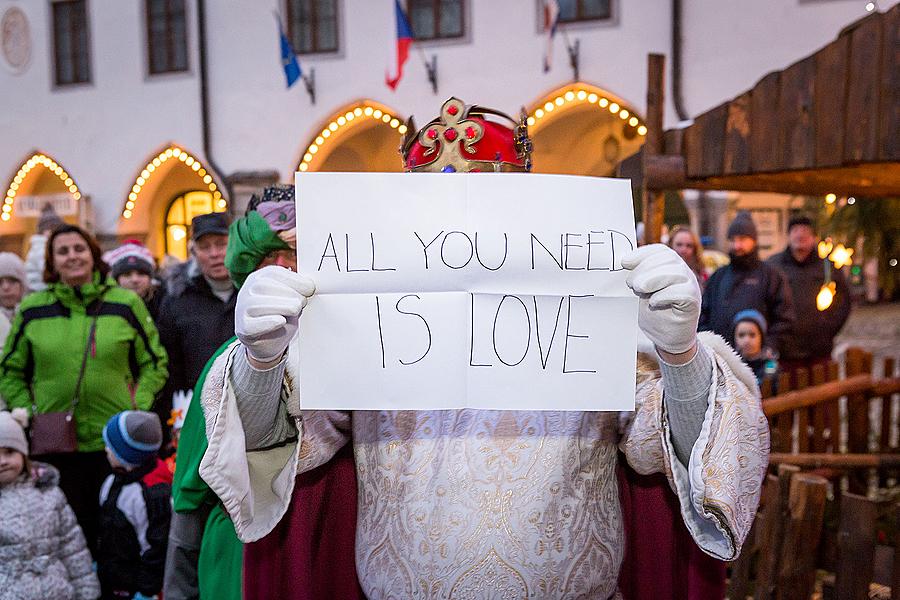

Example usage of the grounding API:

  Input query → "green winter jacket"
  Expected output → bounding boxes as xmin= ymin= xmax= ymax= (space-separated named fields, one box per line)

xmin=0 ymin=272 xmax=168 ymax=452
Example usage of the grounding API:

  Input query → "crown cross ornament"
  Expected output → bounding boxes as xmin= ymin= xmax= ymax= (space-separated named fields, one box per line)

xmin=402 ymin=97 xmax=533 ymax=173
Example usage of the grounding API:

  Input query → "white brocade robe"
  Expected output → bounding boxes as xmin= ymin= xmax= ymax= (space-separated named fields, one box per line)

xmin=199 ymin=332 xmax=769 ymax=600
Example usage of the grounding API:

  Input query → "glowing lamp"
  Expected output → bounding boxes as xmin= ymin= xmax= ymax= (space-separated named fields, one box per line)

xmin=816 ymin=281 xmax=836 ymax=311
xmin=817 ymin=239 xmax=833 ymax=259
xmin=828 ymin=244 xmax=854 ymax=269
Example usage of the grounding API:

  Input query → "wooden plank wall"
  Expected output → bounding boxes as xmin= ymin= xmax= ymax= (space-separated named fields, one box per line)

xmin=681 ymin=5 xmax=898 ymax=181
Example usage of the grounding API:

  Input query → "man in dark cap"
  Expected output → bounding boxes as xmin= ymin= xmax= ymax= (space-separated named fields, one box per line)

xmin=699 ymin=210 xmax=794 ymax=354
xmin=767 ymin=215 xmax=851 ymax=373
xmin=156 ymin=212 xmax=236 ymax=417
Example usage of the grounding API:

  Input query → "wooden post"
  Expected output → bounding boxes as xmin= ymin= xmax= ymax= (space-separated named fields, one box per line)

xmin=797 ymin=368 xmax=811 ymax=452
xmin=811 ymin=363 xmax=828 ymax=452
xmin=775 ymin=473 xmax=829 ymax=600
xmin=642 ymin=54 xmax=666 ymax=244
xmin=846 ymin=348 xmax=872 ymax=494
xmin=755 ymin=465 xmax=800 ymax=599
xmin=893 ymin=502 xmax=900 ymax=600
xmin=880 ymin=357 xmax=896 ymax=486
xmin=834 ymin=493 xmax=877 ymax=600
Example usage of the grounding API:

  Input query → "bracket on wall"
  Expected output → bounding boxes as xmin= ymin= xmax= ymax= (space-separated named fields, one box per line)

xmin=566 ymin=38 xmax=580 ymax=82
xmin=302 ymin=68 xmax=316 ymax=104
xmin=424 ymin=54 xmax=438 ymax=94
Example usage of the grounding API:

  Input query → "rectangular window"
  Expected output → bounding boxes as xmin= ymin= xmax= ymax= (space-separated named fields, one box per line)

xmin=52 ymin=0 xmax=91 ymax=85
xmin=558 ymin=0 xmax=612 ymax=23
xmin=146 ymin=0 xmax=188 ymax=74
xmin=408 ymin=0 xmax=464 ymax=41
xmin=287 ymin=0 xmax=339 ymax=54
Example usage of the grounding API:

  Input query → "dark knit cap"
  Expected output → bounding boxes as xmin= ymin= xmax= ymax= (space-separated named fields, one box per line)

xmin=727 ymin=211 xmax=758 ymax=241
xmin=36 ymin=204 xmax=65 ymax=233
xmin=788 ymin=215 xmax=815 ymax=233
xmin=102 ymin=411 xmax=162 ymax=469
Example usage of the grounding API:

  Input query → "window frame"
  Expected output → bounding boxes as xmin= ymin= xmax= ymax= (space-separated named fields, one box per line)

xmin=535 ymin=0 xmax=617 ymax=33
xmin=285 ymin=0 xmax=341 ymax=56
xmin=406 ymin=0 xmax=466 ymax=42
xmin=557 ymin=0 xmax=613 ymax=24
xmin=145 ymin=0 xmax=190 ymax=76
xmin=50 ymin=0 xmax=92 ymax=88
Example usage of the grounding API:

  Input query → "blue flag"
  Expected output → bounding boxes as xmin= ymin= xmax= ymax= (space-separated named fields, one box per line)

xmin=278 ymin=18 xmax=301 ymax=88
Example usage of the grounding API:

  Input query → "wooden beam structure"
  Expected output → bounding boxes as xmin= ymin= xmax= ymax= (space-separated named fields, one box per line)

xmin=634 ymin=5 xmax=899 ymax=198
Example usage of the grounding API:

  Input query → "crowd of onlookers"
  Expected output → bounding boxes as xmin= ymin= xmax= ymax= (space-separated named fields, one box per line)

xmin=667 ymin=210 xmax=851 ymax=393
xmin=0 ymin=203 xmax=852 ymax=599
xmin=0 ymin=206 xmax=235 ymax=599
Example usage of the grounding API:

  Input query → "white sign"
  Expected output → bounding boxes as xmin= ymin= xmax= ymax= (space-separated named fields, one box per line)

xmin=15 ymin=193 xmax=76 ymax=217
xmin=296 ymin=172 xmax=638 ymax=411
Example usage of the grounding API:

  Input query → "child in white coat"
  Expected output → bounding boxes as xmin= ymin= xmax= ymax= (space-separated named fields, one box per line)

xmin=0 ymin=409 xmax=100 ymax=600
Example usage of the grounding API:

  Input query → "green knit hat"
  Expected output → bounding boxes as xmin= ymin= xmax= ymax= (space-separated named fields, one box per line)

xmin=224 ymin=210 xmax=290 ymax=288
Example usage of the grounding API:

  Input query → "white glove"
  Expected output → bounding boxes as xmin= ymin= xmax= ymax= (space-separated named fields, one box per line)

xmin=235 ymin=266 xmax=316 ymax=363
xmin=621 ymin=244 xmax=700 ymax=355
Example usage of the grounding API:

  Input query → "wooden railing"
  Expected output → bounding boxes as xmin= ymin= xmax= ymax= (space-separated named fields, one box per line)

xmin=729 ymin=348 xmax=900 ymax=599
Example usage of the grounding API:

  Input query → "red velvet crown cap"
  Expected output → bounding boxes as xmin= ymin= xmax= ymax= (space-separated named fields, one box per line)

xmin=401 ymin=97 xmax=532 ymax=173
xmin=405 ymin=118 xmax=526 ymax=171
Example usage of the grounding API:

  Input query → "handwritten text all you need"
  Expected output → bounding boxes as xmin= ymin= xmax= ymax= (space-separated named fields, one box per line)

xmin=295 ymin=173 xmax=639 ymax=412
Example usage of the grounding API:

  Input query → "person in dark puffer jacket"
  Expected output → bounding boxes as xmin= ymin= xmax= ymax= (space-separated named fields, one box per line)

xmin=699 ymin=211 xmax=795 ymax=354
xmin=0 ymin=409 xmax=100 ymax=600
xmin=97 ymin=411 xmax=171 ymax=600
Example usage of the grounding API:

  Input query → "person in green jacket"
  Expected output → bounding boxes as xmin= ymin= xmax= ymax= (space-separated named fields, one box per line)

xmin=165 ymin=339 xmax=243 ymax=600
xmin=0 ymin=224 xmax=168 ymax=556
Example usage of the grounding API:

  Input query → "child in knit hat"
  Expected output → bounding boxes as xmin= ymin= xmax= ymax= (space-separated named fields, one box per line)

xmin=732 ymin=309 xmax=780 ymax=393
xmin=0 ymin=253 xmax=27 ymax=356
xmin=0 ymin=409 xmax=100 ymax=600
xmin=103 ymin=240 xmax=166 ymax=321
xmin=98 ymin=410 xmax=172 ymax=600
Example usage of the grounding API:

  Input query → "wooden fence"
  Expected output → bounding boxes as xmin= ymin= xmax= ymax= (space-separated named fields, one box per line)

xmin=729 ymin=348 xmax=900 ymax=599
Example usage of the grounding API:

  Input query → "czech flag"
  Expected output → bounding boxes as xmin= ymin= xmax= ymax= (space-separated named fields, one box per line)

xmin=386 ymin=0 xmax=414 ymax=90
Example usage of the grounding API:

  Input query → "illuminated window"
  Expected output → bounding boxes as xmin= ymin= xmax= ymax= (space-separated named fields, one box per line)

xmin=164 ymin=191 xmax=224 ymax=259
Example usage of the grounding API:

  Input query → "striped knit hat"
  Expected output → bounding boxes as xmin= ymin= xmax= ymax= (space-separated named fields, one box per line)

xmin=102 ymin=411 xmax=162 ymax=469
xmin=103 ymin=240 xmax=155 ymax=279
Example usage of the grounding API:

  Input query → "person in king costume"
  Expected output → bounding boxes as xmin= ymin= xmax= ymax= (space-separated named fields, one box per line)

xmin=196 ymin=98 xmax=769 ymax=599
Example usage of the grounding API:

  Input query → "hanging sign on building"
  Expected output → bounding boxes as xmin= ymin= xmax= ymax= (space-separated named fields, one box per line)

xmin=295 ymin=172 xmax=638 ymax=412
xmin=16 ymin=193 xmax=77 ymax=217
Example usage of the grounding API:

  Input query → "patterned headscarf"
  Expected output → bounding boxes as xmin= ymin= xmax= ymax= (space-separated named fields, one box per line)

xmin=224 ymin=185 xmax=295 ymax=288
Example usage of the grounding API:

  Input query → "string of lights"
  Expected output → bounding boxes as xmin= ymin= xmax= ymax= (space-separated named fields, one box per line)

xmin=2 ymin=154 xmax=81 ymax=222
xmin=527 ymin=87 xmax=647 ymax=137
xmin=298 ymin=104 xmax=408 ymax=173
xmin=122 ymin=146 xmax=224 ymax=220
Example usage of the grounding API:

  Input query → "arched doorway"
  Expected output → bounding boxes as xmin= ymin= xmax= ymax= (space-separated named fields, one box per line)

xmin=297 ymin=101 xmax=408 ymax=173
xmin=163 ymin=190 xmax=225 ymax=259
xmin=526 ymin=84 xmax=647 ymax=177
xmin=117 ymin=145 xmax=226 ymax=258
xmin=0 ymin=152 xmax=84 ymax=253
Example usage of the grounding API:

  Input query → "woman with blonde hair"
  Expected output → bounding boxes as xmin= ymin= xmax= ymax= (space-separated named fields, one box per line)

xmin=668 ymin=225 xmax=709 ymax=290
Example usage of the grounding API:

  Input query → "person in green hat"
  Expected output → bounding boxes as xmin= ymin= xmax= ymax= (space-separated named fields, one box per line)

xmin=165 ymin=185 xmax=362 ymax=600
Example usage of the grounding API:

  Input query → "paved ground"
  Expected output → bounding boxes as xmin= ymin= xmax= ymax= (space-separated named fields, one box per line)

xmin=833 ymin=302 xmax=900 ymax=374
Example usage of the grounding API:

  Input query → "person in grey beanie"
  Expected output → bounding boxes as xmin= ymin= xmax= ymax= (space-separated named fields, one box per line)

xmin=0 ymin=409 xmax=100 ymax=599
xmin=0 ymin=252 xmax=27 ymax=321
xmin=699 ymin=210 xmax=795 ymax=354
